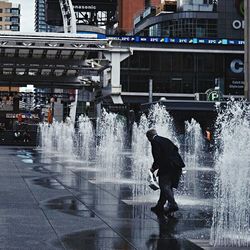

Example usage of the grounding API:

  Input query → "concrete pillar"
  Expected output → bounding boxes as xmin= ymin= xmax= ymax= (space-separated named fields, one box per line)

xmin=103 ymin=48 xmax=131 ymax=95
xmin=244 ymin=0 xmax=250 ymax=100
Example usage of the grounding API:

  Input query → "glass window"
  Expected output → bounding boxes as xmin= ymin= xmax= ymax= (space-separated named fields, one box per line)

xmin=182 ymin=75 xmax=194 ymax=93
xmin=172 ymin=54 xmax=183 ymax=72
xmin=161 ymin=53 xmax=172 ymax=72
xmin=0 ymin=9 xmax=2 ymax=13
xmin=183 ymin=54 xmax=194 ymax=72
xmin=149 ymin=24 xmax=161 ymax=36
xmin=169 ymin=78 xmax=182 ymax=93
xmin=197 ymin=54 xmax=215 ymax=73
xmin=11 ymin=25 xmax=19 ymax=31
xmin=11 ymin=8 xmax=20 ymax=15
xmin=121 ymin=58 xmax=129 ymax=68
xmin=129 ymin=54 xmax=140 ymax=68
xmin=121 ymin=74 xmax=129 ymax=91
xmin=11 ymin=17 xmax=19 ymax=23
xmin=127 ymin=74 xmax=149 ymax=92
xmin=197 ymin=76 xmax=214 ymax=92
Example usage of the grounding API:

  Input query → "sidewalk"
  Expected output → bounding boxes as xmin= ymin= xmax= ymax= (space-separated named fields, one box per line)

xmin=0 ymin=146 xmax=248 ymax=250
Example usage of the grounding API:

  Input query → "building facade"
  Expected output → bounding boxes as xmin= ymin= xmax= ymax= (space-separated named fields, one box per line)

xmin=118 ymin=0 xmax=244 ymax=102
xmin=0 ymin=1 xmax=20 ymax=93
xmin=35 ymin=0 xmax=57 ymax=32
xmin=0 ymin=0 xmax=20 ymax=31
xmin=40 ymin=0 xmax=245 ymax=128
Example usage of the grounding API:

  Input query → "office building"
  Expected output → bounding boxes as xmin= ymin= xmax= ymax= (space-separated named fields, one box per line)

xmin=0 ymin=0 xmax=20 ymax=31
xmin=0 ymin=1 xmax=20 ymax=93
xmin=119 ymin=0 xmax=244 ymax=100
xmin=35 ymin=0 xmax=57 ymax=32
xmin=117 ymin=0 xmax=162 ymax=34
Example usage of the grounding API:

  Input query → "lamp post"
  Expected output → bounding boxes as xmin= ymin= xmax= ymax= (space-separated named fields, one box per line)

xmin=244 ymin=0 xmax=250 ymax=100
xmin=149 ymin=79 xmax=153 ymax=103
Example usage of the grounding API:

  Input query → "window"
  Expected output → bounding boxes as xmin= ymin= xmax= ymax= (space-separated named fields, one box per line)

xmin=11 ymin=25 xmax=19 ymax=31
xmin=11 ymin=8 xmax=20 ymax=15
xmin=0 ymin=9 xmax=2 ymax=13
xmin=11 ymin=17 xmax=19 ymax=23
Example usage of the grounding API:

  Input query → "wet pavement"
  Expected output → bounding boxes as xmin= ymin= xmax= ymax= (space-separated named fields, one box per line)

xmin=0 ymin=146 xmax=248 ymax=250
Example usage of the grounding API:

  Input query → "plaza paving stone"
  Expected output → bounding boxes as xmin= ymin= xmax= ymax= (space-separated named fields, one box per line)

xmin=0 ymin=146 xmax=248 ymax=250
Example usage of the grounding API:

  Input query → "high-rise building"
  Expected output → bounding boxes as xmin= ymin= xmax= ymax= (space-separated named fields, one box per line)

xmin=117 ymin=0 xmax=161 ymax=34
xmin=117 ymin=0 xmax=144 ymax=34
xmin=35 ymin=0 xmax=57 ymax=32
xmin=0 ymin=0 xmax=20 ymax=31
xmin=0 ymin=1 xmax=20 ymax=93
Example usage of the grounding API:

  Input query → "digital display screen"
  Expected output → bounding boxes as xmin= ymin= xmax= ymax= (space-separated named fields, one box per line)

xmin=77 ymin=32 xmax=244 ymax=46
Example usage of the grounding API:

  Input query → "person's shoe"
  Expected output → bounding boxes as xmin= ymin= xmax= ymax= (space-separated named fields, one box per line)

xmin=151 ymin=205 xmax=164 ymax=214
xmin=165 ymin=204 xmax=179 ymax=216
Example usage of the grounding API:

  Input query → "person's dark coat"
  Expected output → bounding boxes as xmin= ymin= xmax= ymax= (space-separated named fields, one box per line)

xmin=150 ymin=135 xmax=185 ymax=188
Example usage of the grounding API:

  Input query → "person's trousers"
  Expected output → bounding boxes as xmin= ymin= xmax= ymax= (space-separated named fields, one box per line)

xmin=157 ymin=174 xmax=177 ymax=208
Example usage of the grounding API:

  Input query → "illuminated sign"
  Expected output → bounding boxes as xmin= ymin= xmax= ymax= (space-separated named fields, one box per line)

xmin=232 ymin=20 xmax=244 ymax=30
xmin=230 ymin=59 xmax=244 ymax=74
xmin=74 ymin=5 xmax=96 ymax=10
xmin=107 ymin=36 xmax=244 ymax=46
xmin=76 ymin=33 xmax=244 ymax=46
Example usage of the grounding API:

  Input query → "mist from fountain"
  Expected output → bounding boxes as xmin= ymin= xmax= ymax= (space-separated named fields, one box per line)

xmin=131 ymin=104 xmax=177 ymax=201
xmin=210 ymin=100 xmax=250 ymax=247
xmin=37 ymin=101 xmax=250 ymax=246
xmin=184 ymin=118 xmax=203 ymax=169
xmin=77 ymin=115 xmax=96 ymax=162
xmin=181 ymin=118 xmax=205 ymax=199
xmin=39 ymin=123 xmax=53 ymax=153
xmin=39 ymin=118 xmax=76 ymax=159
xmin=131 ymin=114 xmax=151 ymax=198
xmin=95 ymin=109 xmax=126 ymax=181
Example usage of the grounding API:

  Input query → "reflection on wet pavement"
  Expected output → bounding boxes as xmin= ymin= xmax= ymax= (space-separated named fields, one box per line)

xmin=20 ymin=149 xmax=211 ymax=250
xmin=21 ymin=158 xmax=34 ymax=164
xmin=53 ymin=229 xmax=135 ymax=250
xmin=33 ymin=177 xmax=65 ymax=190
xmin=43 ymin=196 xmax=96 ymax=218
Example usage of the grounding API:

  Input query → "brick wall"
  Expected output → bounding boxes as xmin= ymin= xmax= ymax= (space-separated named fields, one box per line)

xmin=118 ymin=0 xmax=145 ymax=33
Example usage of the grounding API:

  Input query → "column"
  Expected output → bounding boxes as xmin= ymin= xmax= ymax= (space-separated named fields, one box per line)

xmin=244 ymin=0 xmax=250 ymax=100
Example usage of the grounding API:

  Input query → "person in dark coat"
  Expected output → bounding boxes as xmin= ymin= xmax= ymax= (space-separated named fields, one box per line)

xmin=146 ymin=129 xmax=185 ymax=215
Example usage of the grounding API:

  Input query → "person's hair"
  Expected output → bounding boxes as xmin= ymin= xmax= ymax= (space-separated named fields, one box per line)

xmin=146 ymin=129 xmax=157 ymax=140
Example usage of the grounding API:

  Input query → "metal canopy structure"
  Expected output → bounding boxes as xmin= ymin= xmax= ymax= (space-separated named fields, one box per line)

xmin=0 ymin=32 xmax=110 ymax=88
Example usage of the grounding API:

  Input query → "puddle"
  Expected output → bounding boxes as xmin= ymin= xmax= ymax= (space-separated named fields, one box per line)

xmin=32 ymin=177 xmax=65 ymax=190
xmin=22 ymin=159 xmax=34 ymax=164
xmin=31 ymin=165 xmax=51 ymax=174
xmin=52 ymin=228 xmax=129 ymax=250
xmin=43 ymin=196 xmax=95 ymax=218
